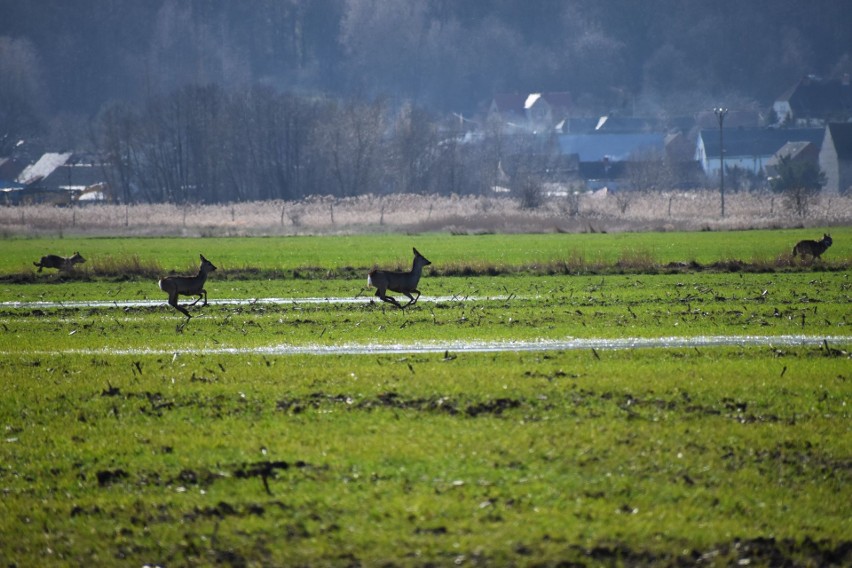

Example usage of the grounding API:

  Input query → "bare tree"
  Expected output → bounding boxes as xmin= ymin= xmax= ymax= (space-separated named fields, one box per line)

xmin=385 ymin=102 xmax=440 ymax=194
xmin=769 ymin=155 xmax=826 ymax=217
xmin=0 ymin=36 xmax=46 ymax=154
xmin=316 ymin=98 xmax=386 ymax=197
xmin=96 ymin=102 xmax=140 ymax=204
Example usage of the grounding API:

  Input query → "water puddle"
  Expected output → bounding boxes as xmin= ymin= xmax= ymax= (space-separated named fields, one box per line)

xmin=27 ymin=334 xmax=850 ymax=357
xmin=0 ymin=295 xmax=510 ymax=310
xmin=2 ymin=296 xmax=847 ymax=356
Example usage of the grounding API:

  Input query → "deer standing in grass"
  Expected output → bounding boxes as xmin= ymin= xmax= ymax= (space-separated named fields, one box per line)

xmin=158 ymin=255 xmax=217 ymax=321
xmin=368 ymin=248 xmax=431 ymax=309
xmin=33 ymin=251 xmax=85 ymax=273
xmin=792 ymin=233 xmax=832 ymax=260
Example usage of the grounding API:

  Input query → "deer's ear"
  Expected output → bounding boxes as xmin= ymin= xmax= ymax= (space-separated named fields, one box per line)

xmin=413 ymin=247 xmax=419 ymax=256
xmin=200 ymin=254 xmax=206 ymax=261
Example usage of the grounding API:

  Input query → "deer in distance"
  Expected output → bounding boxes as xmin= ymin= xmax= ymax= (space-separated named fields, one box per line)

xmin=367 ymin=248 xmax=431 ymax=309
xmin=792 ymin=233 xmax=833 ymax=260
xmin=33 ymin=251 xmax=85 ymax=273
xmin=158 ymin=254 xmax=217 ymax=323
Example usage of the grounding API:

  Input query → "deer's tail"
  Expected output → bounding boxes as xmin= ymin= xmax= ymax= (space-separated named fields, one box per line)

xmin=367 ymin=271 xmax=375 ymax=288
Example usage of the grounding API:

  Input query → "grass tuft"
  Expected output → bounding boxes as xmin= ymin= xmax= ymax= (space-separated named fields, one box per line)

xmin=86 ymin=254 xmax=163 ymax=280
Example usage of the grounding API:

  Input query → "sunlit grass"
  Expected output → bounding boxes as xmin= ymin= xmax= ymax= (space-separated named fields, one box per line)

xmin=1 ymin=232 xmax=849 ymax=565
xmin=0 ymin=271 xmax=849 ymax=354
xmin=1 ymin=228 xmax=850 ymax=283
xmin=1 ymin=347 xmax=849 ymax=565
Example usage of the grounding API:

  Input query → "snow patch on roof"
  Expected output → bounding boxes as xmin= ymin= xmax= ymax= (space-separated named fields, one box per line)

xmin=524 ymin=93 xmax=541 ymax=109
xmin=17 ymin=152 xmax=72 ymax=185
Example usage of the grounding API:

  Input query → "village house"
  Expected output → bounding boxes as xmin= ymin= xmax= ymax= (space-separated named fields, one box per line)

xmin=488 ymin=92 xmax=573 ymax=132
xmin=695 ymin=127 xmax=824 ymax=177
xmin=764 ymin=141 xmax=820 ymax=178
xmin=3 ymin=152 xmax=110 ymax=204
xmin=819 ymin=122 xmax=852 ymax=194
xmin=773 ymin=74 xmax=852 ymax=126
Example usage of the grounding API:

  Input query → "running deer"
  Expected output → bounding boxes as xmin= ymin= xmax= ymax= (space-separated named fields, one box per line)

xmin=33 ymin=251 xmax=85 ymax=273
xmin=792 ymin=233 xmax=833 ymax=260
xmin=158 ymin=254 xmax=217 ymax=320
xmin=367 ymin=248 xmax=431 ymax=309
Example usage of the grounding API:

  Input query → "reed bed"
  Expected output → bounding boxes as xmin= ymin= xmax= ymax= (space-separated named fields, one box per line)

xmin=1 ymin=189 xmax=850 ymax=238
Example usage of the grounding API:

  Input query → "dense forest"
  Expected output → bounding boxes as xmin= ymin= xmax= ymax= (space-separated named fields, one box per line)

xmin=1 ymin=0 xmax=850 ymax=202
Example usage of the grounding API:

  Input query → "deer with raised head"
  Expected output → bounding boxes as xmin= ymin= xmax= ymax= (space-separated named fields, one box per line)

xmin=158 ymin=254 xmax=217 ymax=321
xmin=33 ymin=251 xmax=85 ymax=273
xmin=792 ymin=233 xmax=833 ymax=260
xmin=367 ymin=248 xmax=431 ymax=309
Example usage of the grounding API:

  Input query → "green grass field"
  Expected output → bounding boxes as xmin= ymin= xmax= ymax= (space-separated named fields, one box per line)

xmin=1 ymin=230 xmax=850 ymax=566
xmin=4 ymin=226 xmax=850 ymax=276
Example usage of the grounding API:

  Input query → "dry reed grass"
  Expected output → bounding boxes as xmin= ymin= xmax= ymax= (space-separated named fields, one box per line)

xmin=1 ymin=189 xmax=850 ymax=238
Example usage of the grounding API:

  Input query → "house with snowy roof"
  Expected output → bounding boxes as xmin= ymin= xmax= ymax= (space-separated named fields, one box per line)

xmin=488 ymin=92 xmax=573 ymax=132
xmin=6 ymin=152 xmax=109 ymax=204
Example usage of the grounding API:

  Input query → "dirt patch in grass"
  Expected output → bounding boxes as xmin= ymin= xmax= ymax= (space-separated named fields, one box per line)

xmin=275 ymin=391 xmax=524 ymax=417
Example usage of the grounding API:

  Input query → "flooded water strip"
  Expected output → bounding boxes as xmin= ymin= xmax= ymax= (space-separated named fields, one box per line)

xmin=0 ymin=295 xmax=510 ymax=310
xmin=24 ymin=334 xmax=851 ymax=357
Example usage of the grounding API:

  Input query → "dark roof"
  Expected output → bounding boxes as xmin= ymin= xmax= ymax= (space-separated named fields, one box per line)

xmin=0 ymin=157 xmax=26 ymax=187
xmin=42 ymin=158 xmax=106 ymax=189
xmin=782 ymin=76 xmax=852 ymax=119
xmin=826 ymin=123 xmax=852 ymax=160
xmin=700 ymin=127 xmax=824 ymax=158
xmin=694 ymin=109 xmax=761 ymax=129
xmin=579 ymin=161 xmax=627 ymax=180
xmin=492 ymin=92 xmax=573 ymax=115
xmin=765 ymin=141 xmax=819 ymax=172
xmin=502 ymin=153 xmax=578 ymax=179
xmin=539 ymin=92 xmax=572 ymax=112
xmin=558 ymin=133 xmax=666 ymax=162
xmin=592 ymin=116 xmax=665 ymax=133
xmin=559 ymin=118 xmax=599 ymax=133
xmin=490 ymin=93 xmax=527 ymax=115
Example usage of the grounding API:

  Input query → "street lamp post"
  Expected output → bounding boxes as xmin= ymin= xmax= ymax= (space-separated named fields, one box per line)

xmin=714 ymin=107 xmax=728 ymax=218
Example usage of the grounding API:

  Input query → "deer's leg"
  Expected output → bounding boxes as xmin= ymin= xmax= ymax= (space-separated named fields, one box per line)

xmin=375 ymin=288 xmax=402 ymax=308
xmin=169 ymin=293 xmax=192 ymax=318
xmin=188 ymin=291 xmax=204 ymax=307
xmin=401 ymin=290 xmax=419 ymax=307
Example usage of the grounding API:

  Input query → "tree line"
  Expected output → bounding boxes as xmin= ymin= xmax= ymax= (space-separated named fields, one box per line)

xmin=2 ymin=0 xmax=851 ymax=155
xmin=96 ymin=84 xmax=507 ymax=204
